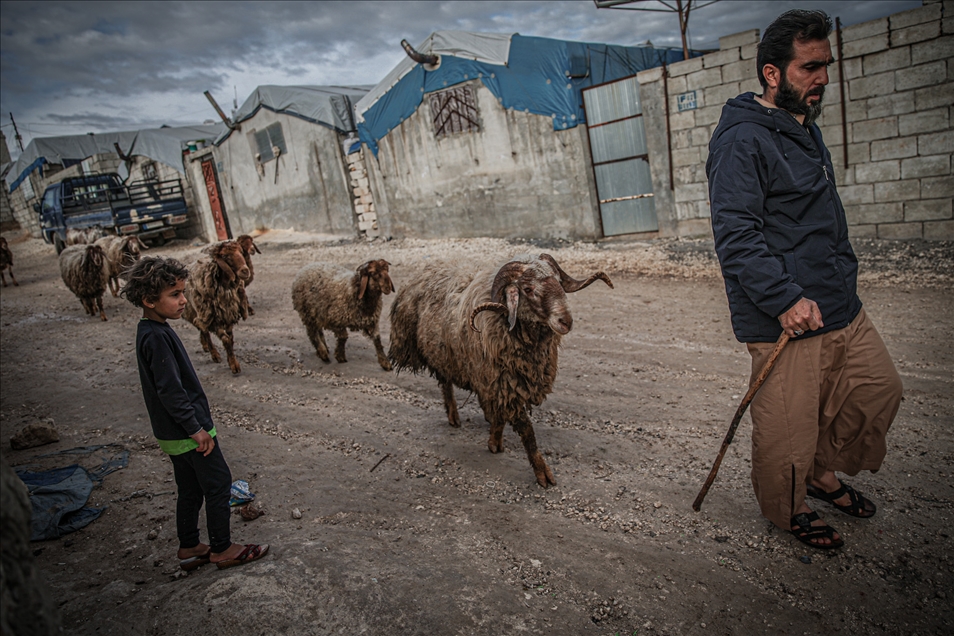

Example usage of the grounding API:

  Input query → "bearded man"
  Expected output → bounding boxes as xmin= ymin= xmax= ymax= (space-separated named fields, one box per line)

xmin=706 ymin=9 xmax=903 ymax=550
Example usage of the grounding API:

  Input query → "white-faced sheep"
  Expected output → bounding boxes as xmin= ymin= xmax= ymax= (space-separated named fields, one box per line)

xmin=292 ymin=259 xmax=394 ymax=371
xmin=0 ymin=237 xmax=17 ymax=287
xmin=182 ymin=240 xmax=250 ymax=374
xmin=59 ymin=244 xmax=110 ymax=320
xmin=94 ymin=235 xmax=146 ymax=297
xmin=236 ymin=234 xmax=261 ymax=315
xmin=388 ymin=254 xmax=613 ymax=487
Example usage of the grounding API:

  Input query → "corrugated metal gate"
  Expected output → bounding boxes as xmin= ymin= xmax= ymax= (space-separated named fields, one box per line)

xmin=582 ymin=75 xmax=657 ymax=236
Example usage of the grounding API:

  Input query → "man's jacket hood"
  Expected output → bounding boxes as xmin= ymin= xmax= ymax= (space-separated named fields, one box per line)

xmin=707 ymin=92 xmax=861 ymax=343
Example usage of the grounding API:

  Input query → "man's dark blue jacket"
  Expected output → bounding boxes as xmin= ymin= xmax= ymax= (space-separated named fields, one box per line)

xmin=706 ymin=92 xmax=862 ymax=343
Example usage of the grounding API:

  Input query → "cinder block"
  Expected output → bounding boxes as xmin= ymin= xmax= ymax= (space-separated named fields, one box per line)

xmin=843 ymin=34 xmax=889 ymax=59
xmin=676 ymin=217 xmax=713 ymax=237
xmin=874 ymin=179 xmax=920 ymax=201
xmin=817 ymin=104 xmax=842 ymax=127
xmin=355 ymin=204 xmax=368 ymax=214
xmin=920 ymin=175 xmax=954 ymax=199
xmin=870 ymin=136 xmax=919 ymax=161
xmin=849 ymin=223 xmax=878 ymax=237
xmin=669 ymin=111 xmax=695 ymax=131
xmin=699 ymin=146 xmax=709 ymax=163
xmin=843 ymin=58 xmax=863 ymax=81
xmin=670 ymin=91 xmax=704 ymax=113
xmin=918 ymin=129 xmax=954 ymax=156
xmin=686 ymin=68 xmax=723 ymax=91
xmin=889 ymin=3 xmax=942 ymax=30
xmin=845 ymin=202 xmax=903 ymax=224
xmin=851 ymin=117 xmax=898 ymax=143
xmin=674 ymin=182 xmax=708 ymax=202
xmin=841 ymin=18 xmax=888 ymax=43
xmin=674 ymin=201 xmax=698 ymax=221
xmin=689 ymin=127 xmax=711 ymax=147
xmin=357 ymin=177 xmax=369 ymax=187
xmin=357 ymin=220 xmax=375 ymax=231
xmin=900 ymin=108 xmax=950 ymax=136
xmin=671 ymin=147 xmax=702 ymax=168
xmin=740 ymin=43 xmax=758 ymax=60
xmin=720 ymin=60 xmax=751 ymax=83
xmin=863 ymin=47 xmax=911 ymax=75
xmin=360 ymin=194 xmax=374 ymax=204
xmin=638 ymin=67 xmax=664 ymax=83
xmin=905 ymin=198 xmax=953 ymax=221
xmin=854 ymin=160 xmax=901 ymax=183
xmin=668 ymin=57 xmax=703 ymax=77
xmin=945 ymin=16 xmax=954 ymax=36
xmin=849 ymin=72 xmax=895 ymax=100
xmin=740 ymin=79 xmax=761 ymax=95
xmin=818 ymin=125 xmax=843 ymax=146
xmin=924 ymin=219 xmax=954 ymax=239
xmin=719 ymin=29 xmax=759 ymax=50
xmin=845 ymin=99 xmax=868 ymax=123
xmin=848 ymin=142 xmax=870 ymax=165
xmin=666 ymin=75 xmax=688 ymax=94
xmin=703 ymin=82 xmax=740 ymax=106
xmin=673 ymin=130 xmax=691 ymax=150
xmin=703 ymin=48 xmax=740 ymax=68
xmin=878 ymin=221 xmax=923 ymax=239
xmin=893 ymin=21 xmax=942 ymax=47
xmin=693 ymin=105 xmax=723 ymax=127
xmin=865 ymin=91 xmax=916 ymax=119
xmin=896 ymin=60 xmax=947 ymax=91
xmin=838 ymin=183 xmax=874 ymax=205
xmin=911 ymin=35 xmax=954 ymax=65
xmin=902 ymin=155 xmax=951 ymax=179
xmin=914 ymin=80 xmax=954 ymax=110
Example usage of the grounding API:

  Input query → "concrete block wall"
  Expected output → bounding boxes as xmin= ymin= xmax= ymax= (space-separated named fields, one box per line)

xmin=636 ymin=0 xmax=952 ymax=240
xmin=819 ymin=0 xmax=953 ymax=240
xmin=347 ymin=151 xmax=379 ymax=239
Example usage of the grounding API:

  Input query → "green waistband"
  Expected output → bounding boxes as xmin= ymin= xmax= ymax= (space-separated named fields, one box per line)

xmin=158 ymin=427 xmax=217 ymax=455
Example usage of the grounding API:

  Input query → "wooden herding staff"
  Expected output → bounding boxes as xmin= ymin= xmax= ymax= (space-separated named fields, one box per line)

xmin=692 ymin=332 xmax=790 ymax=511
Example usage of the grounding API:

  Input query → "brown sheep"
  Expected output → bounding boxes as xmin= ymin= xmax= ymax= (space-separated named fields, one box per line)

xmin=388 ymin=254 xmax=612 ymax=487
xmin=94 ymin=235 xmax=146 ymax=297
xmin=0 ymin=237 xmax=17 ymax=287
xmin=291 ymin=259 xmax=394 ymax=371
xmin=182 ymin=240 xmax=251 ymax=374
xmin=59 ymin=244 xmax=110 ymax=320
xmin=236 ymin=234 xmax=261 ymax=315
xmin=65 ymin=226 xmax=106 ymax=246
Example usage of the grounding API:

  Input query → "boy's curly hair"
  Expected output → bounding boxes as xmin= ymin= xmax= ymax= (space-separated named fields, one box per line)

xmin=120 ymin=256 xmax=189 ymax=307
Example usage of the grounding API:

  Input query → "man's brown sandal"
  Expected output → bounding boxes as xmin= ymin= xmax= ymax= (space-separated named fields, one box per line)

xmin=791 ymin=511 xmax=844 ymax=550
xmin=806 ymin=480 xmax=876 ymax=518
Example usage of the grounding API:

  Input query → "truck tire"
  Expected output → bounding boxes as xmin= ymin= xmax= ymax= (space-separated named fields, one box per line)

xmin=54 ymin=235 xmax=66 ymax=255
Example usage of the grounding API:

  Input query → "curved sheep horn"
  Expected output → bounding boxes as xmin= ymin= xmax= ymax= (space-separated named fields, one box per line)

xmin=490 ymin=261 xmax=527 ymax=304
xmin=539 ymin=253 xmax=614 ymax=292
xmin=470 ymin=302 xmax=508 ymax=333
xmin=251 ymin=240 xmax=262 ymax=254
xmin=214 ymin=257 xmax=236 ymax=282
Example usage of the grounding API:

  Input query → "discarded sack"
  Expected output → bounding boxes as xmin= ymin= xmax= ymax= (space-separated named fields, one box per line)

xmin=15 ymin=465 xmax=105 ymax=541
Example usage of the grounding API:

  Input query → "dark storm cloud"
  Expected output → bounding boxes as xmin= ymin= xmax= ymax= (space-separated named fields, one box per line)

xmin=0 ymin=0 xmax=921 ymax=153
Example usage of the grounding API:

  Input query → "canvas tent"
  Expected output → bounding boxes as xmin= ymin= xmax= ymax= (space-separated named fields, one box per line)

xmin=5 ymin=124 xmax=225 ymax=194
xmin=354 ymin=31 xmax=692 ymax=241
xmin=202 ymin=84 xmax=372 ymax=237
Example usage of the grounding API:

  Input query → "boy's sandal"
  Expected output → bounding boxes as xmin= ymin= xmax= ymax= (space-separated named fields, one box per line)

xmin=179 ymin=550 xmax=212 ymax=572
xmin=806 ymin=480 xmax=876 ymax=518
xmin=790 ymin=511 xmax=844 ymax=550
xmin=215 ymin=543 xmax=269 ymax=569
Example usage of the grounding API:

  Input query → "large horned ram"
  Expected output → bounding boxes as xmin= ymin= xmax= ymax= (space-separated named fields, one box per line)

xmin=388 ymin=254 xmax=612 ymax=487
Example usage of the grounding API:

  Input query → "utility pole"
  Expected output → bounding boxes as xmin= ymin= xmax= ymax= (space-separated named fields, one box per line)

xmin=9 ymin=113 xmax=24 ymax=151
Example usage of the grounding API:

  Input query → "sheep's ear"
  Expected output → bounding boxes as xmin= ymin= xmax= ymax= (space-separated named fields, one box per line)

xmin=214 ymin=257 xmax=236 ymax=282
xmin=505 ymin=285 xmax=520 ymax=331
xmin=358 ymin=273 xmax=369 ymax=300
xmin=252 ymin=240 xmax=262 ymax=254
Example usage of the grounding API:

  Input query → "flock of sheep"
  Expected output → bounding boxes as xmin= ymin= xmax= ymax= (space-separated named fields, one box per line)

xmin=46 ymin=232 xmax=615 ymax=485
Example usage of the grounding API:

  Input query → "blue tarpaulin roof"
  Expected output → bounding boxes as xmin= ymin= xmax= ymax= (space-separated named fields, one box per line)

xmin=355 ymin=32 xmax=693 ymax=155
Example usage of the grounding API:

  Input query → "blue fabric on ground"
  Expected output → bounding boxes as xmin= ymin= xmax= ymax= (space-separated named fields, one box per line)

xmin=15 ymin=465 xmax=105 ymax=541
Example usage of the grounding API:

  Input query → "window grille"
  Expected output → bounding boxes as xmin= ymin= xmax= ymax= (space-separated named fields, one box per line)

xmin=248 ymin=122 xmax=288 ymax=162
xmin=430 ymin=85 xmax=480 ymax=138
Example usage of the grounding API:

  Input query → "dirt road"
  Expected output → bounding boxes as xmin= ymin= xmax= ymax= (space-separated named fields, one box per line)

xmin=1 ymin=231 xmax=952 ymax=635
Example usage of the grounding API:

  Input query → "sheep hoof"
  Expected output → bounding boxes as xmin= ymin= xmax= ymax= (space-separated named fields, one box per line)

xmin=378 ymin=358 xmax=392 ymax=372
xmin=533 ymin=461 xmax=556 ymax=488
xmin=487 ymin=438 xmax=503 ymax=453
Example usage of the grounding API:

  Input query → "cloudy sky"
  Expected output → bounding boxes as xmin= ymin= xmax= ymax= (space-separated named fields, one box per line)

xmin=0 ymin=0 xmax=920 ymax=159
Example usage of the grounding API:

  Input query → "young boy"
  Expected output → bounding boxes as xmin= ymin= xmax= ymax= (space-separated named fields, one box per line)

xmin=121 ymin=256 xmax=268 ymax=570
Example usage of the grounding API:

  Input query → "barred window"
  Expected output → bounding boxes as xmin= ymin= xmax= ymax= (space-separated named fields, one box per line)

xmin=430 ymin=85 xmax=480 ymax=138
xmin=248 ymin=122 xmax=288 ymax=163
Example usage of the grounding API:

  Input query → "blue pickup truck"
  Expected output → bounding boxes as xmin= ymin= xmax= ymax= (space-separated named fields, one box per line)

xmin=38 ymin=173 xmax=191 ymax=253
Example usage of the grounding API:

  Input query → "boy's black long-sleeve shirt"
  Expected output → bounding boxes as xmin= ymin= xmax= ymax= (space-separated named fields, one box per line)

xmin=136 ymin=318 xmax=213 ymax=441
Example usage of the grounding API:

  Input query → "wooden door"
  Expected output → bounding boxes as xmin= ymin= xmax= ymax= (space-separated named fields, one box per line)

xmin=201 ymin=159 xmax=231 ymax=241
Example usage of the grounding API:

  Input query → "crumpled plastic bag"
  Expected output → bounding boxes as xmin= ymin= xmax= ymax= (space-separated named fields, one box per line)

xmin=229 ymin=479 xmax=255 ymax=507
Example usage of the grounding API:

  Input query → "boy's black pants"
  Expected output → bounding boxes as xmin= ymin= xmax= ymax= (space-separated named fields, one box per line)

xmin=168 ymin=440 xmax=232 ymax=554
